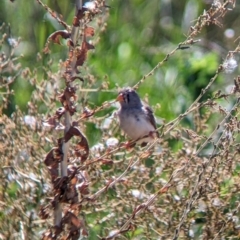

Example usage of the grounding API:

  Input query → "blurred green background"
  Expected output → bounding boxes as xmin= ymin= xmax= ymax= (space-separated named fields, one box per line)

xmin=1 ymin=0 xmax=240 ymax=120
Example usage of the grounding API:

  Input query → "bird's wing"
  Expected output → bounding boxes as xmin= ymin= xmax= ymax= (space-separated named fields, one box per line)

xmin=143 ymin=105 xmax=157 ymax=129
xmin=142 ymin=105 xmax=159 ymax=138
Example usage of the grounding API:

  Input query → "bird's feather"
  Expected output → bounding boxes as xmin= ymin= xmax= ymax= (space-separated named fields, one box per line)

xmin=117 ymin=87 xmax=159 ymax=144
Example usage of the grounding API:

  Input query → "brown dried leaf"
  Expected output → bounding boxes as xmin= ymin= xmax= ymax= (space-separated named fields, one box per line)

xmin=85 ymin=41 xmax=95 ymax=50
xmin=71 ymin=176 xmax=78 ymax=185
xmin=53 ymin=225 xmax=62 ymax=238
xmin=64 ymin=125 xmax=89 ymax=162
xmin=48 ymin=163 xmax=59 ymax=182
xmin=62 ymin=211 xmax=81 ymax=229
xmin=71 ymin=214 xmax=81 ymax=229
xmin=64 ymin=125 xmax=81 ymax=142
xmin=44 ymin=147 xmax=62 ymax=166
xmin=66 ymin=184 xmax=78 ymax=203
xmin=43 ymin=117 xmax=58 ymax=128
xmin=53 ymin=176 xmax=68 ymax=191
xmin=62 ymin=212 xmax=88 ymax=239
xmin=55 ymin=107 xmax=66 ymax=118
xmin=46 ymin=30 xmax=70 ymax=45
xmin=68 ymin=231 xmax=80 ymax=240
xmin=43 ymin=30 xmax=71 ymax=54
xmin=75 ymin=47 xmax=86 ymax=68
xmin=59 ymin=87 xmax=77 ymax=115
xmin=84 ymin=26 xmax=95 ymax=37
xmin=67 ymin=39 xmax=74 ymax=47
xmin=75 ymin=40 xmax=94 ymax=68
xmin=74 ymin=136 xmax=89 ymax=162
xmin=43 ymin=113 xmax=65 ymax=129
xmin=76 ymin=7 xmax=88 ymax=21
xmin=77 ymin=181 xmax=90 ymax=195
xmin=72 ymin=16 xmax=80 ymax=27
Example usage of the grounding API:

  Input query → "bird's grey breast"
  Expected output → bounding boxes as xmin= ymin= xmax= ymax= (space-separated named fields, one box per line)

xmin=118 ymin=107 xmax=155 ymax=140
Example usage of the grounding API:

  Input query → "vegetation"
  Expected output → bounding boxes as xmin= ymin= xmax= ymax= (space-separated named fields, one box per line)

xmin=1 ymin=0 xmax=240 ymax=239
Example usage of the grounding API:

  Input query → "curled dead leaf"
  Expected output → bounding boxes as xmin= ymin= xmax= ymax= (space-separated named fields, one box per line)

xmin=43 ymin=30 xmax=71 ymax=54
xmin=59 ymin=87 xmax=77 ymax=115
xmin=44 ymin=147 xmax=62 ymax=166
xmin=67 ymin=39 xmax=74 ymax=47
xmin=64 ymin=124 xmax=89 ymax=162
xmin=46 ymin=30 xmax=70 ymax=45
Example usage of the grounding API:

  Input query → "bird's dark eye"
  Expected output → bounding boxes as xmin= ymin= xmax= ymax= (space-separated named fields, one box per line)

xmin=126 ymin=93 xmax=130 ymax=103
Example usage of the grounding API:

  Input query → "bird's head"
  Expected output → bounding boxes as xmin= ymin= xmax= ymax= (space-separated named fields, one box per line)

xmin=117 ymin=88 xmax=142 ymax=108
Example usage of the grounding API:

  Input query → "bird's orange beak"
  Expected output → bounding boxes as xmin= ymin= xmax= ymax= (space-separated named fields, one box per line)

xmin=116 ymin=93 xmax=124 ymax=102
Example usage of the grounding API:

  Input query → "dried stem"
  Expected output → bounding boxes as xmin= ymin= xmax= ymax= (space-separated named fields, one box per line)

xmin=54 ymin=0 xmax=82 ymax=228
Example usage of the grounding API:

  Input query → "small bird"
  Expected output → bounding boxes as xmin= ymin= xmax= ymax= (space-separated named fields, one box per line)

xmin=116 ymin=87 xmax=159 ymax=146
